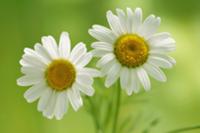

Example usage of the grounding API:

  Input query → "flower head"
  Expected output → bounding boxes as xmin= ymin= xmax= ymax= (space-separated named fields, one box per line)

xmin=89 ymin=7 xmax=176 ymax=95
xmin=17 ymin=32 xmax=100 ymax=120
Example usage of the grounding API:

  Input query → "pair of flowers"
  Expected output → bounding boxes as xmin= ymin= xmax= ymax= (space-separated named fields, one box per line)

xmin=17 ymin=7 xmax=176 ymax=120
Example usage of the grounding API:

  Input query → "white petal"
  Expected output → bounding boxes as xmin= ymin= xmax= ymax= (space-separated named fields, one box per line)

xmin=43 ymin=91 xmax=57 ymax=119
xmin=42 ymin=36 xmax=58 ymax=59
xmin=132 ymin=7 xmax=142 ymax=32
xmin=106 ymin=10 xmax=123 ymax=36
xmin=139 ymin=15 xmax=161 ymax=38
xmin=147 ymin=32 xmax=171 ymax=45
xmin=124 ymin=69 xmax=132 ymax=95
xmin=89 ymin=25 xmax=116 ymax=44
xmin=67 ymin=88 xmax=83 ymax=111
xmin=96 ymin=53 xmax=115 ymax=68
xmin=34 ymin=43 xmax=52 ymax=63
xmin=24 ymin=82 xmax=47 ymax=103
xmin=37 ymin=88 xmax=52 ymax=112
xmin=77 ymin=74 xmax=93 ymax=86
xmin=149 ymin=47 xmax=176 ymax=53
xmin=17 ymin=75 xmax=43 ymax=86
xmin=136 ymin=67 xmax=151 ymax=91
xmin=120 ymin=67 xmax=129 ymax=90
xmin=126 ymin=7 xmax=134 ymax=33
xmin=105 ymin=63 xmax=121 ymax=88
xmin=91 ymin=49 xmax=110 ymax=57
xmin=19 ymin=59 xmax=31 ymax=67
xmin=144 ymin=63 xmax=167 ymax=82
xmin=73 ymin=82 xmax=94 ymax=96
xmin=21 ymin=66 xmax=44 ymax=77
xmin=154 ymin=54 xmax=176 ymax=65
xmin=21 ymin=54 xmax=46 ymax=68
xmin=76 ymin=52 xmax=92 ymax=68
xmin=92 ymin=25 xmax=116 ymax=39
xmin=129 ymin=69 xmax=140 ymax=94
xmin=24 ymin=48 xmax=49 ymax=65
xmin=149 ymin=38 xmax=176 ymax=53
xmin=149 ymin=37 xmax=176 ymax=47
xmin=148 ymin=56 xmax=173 ymax=69
xmin=116 ymin=8 xmax=127 ymax=33
xmin=91 ymin=42 xmax=113 ymax=51
xmin=70 ymin=42 xmax=86 ymax=63
xmin=59 ymin=32 xmax=71 ymax=58
xmin=54 ymin=91 xmax=68 ymax=120
xmin=78 ymin=68 xmax=101 ymax=77
xmin=101 ymin=59 xmax=117 ymax=76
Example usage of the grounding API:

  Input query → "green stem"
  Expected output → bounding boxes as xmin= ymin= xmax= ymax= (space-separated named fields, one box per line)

xmin=167 ymin=125 xmax=200 ymax=133
xmin=112 ymin=81 xmax=121 ymax=133
xmin=87 ymin=97 xmax=101 ymax=133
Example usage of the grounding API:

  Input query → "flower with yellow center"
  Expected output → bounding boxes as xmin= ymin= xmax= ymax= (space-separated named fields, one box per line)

xmin=89 ymin=7 xmax=176 ymax=95
xmin=17 ymin=32 xmax=100 ymax=120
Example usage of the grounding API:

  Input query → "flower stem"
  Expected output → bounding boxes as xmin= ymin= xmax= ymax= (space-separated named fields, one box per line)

xmin=167 ymin=125 xmax=200 ymax=133
xmin=112 ymin=81 xmax=121 ymax=133
xmin=86 ymin=96 xmax=101 ymax=133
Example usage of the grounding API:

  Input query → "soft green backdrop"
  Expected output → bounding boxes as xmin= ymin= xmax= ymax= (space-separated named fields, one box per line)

xmin=1 ymin=0 xmax=200 ymax=133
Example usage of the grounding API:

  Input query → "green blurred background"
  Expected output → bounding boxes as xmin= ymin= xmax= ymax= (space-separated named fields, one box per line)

xmin=1 ymin=0 xmax=200 ymax=132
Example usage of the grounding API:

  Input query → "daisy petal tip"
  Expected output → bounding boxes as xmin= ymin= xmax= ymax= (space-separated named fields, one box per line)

xmin=144 ymin=87 xmax=151 ymax=92
xmin=126 ymin=7 xmax=131 ymax=10
xmin=61 ymin=31 xmax=69 ymax=36
xmin=41 ymin=36 xmax=48 ymax=45
xmin=133 ymin=91 xmax=140 ymax=94
xmin=127 ymin=91 xmax=133 ymax=96
xmin=45 ymin=115 xmax=54 ymax=120
xmin=37 ymin=105 xmax=43 ymax=112
xmin=92 ymin=70 xmax=102 ymax=77
xmin=88 ymin=29 xmax=95 ymax=36
xmin=23 ymin=93 xmax=30 ymax=102
xmin=55 ymin=115 xmax=63 ymax=120
xmin=87 ymin=52 xmax=93 ymax=58
xmin=91 ymin=42 xmax=96 ymax=49
xmin=19 ymin=59 xmax=24 ymax=65
xmin=90 ymin=50 xmax=97 ymax=56
xmin=135 ymin=7 xmax=142 ymax=12
xmin=162 ymin=78 xmax=167 ymax=82
xmin=78 ymin=42 xmax=86 ymax=47
xmin=60 ymin=32 xmax=70 ymax=40
xmin=24 ymin=98 xmax=33 ymax=103
xmin=157 ymin=17 xmax=161 ymax=21
xmin=16 ymin=78 xmax=20 ymax=86
xmin=99 ymin=73 xmax=104 ymax=78
xmin=41 ymin=36 xmax=48 ymax=41
xmin=88 ymin=90 xmax=95 ymax=97
xmin=106 ymin=10 xmax=113 ymax=16
xmin=73 ymin=107 xmax=79 ymax=112
xmin=23 ymin=48 xmax=29 ymax=53
xmin=171 ymin=59 xmax=176 ymax=65
xmin=116 ymin=8 xmax=122 ymax=12
xmin=105 ymin=83 xmax=111 ymax=88
xmin=91 ymin=25 xmax=96 ymax=29
xmin=16 ymin=77 xmax=25 ymax=86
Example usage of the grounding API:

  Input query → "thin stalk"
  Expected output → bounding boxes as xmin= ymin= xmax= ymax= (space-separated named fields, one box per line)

xmin=87 ymin=97 xmax=101 ymax=133
xmin=167 ymin=125 xmax=200 ymax=133
xmin=112 ymin=81 xmax=121 ymax=133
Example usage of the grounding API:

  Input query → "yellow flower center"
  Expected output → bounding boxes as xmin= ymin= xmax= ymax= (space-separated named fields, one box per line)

xmin=114 ymin=34 xmax=149 ymax=68
xmin=46 ymin=59 xmax=76 ymax=91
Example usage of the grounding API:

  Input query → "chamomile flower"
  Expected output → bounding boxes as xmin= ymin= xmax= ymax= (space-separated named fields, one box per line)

xmin=89 ymin=8 xmax=176 ymax=95
xmin=17 ymin=32 xmax=100 ymax=120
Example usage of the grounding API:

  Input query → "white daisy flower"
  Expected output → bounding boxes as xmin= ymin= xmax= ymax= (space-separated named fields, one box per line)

xmin=89 ymin=7 xmax=176 ymax=95
xmin=17 ymin=32 xmax=100 ymax=120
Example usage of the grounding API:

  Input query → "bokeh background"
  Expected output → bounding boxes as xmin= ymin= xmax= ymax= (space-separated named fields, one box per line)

xmin=1 ymin=0 xmax=200 ymax=132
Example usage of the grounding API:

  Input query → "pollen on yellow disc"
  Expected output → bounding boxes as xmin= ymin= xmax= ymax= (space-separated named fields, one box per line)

xmin=114 ymin=34 xmax=149 ymax=68
xmin=46 ymin=59 xmax=76 ymax=91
